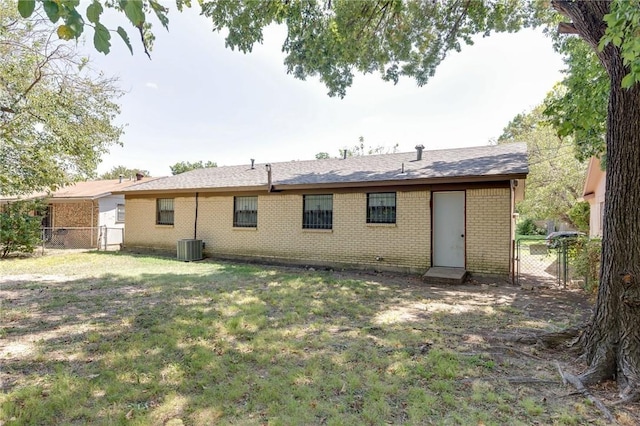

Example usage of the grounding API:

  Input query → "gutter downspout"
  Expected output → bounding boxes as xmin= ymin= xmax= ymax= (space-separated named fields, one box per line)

xmin=194 ymin=192 xmax=199 ymax=240
xmin=91 ymin=200 xmax=95 ymax=248
xmin=510 ymin=179 xmax=517 ymax=284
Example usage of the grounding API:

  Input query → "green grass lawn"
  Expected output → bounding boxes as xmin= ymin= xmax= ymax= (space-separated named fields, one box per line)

xmin=0 ymin=252 xmax=602 ymax=425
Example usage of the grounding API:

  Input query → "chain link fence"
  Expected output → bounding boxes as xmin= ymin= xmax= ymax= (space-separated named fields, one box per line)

xmin=515 ymin=237 xmax=560 ymax=287
xmin=42 ymin=227 xmax=98 ymax=250
xmin=41 ymin=226 xmax=124 ymax=252
xmin=515 ymin=236 xmax=600 ymax=289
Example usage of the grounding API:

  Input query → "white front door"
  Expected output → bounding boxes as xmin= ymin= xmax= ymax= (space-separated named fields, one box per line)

xmin=432 ymin=191 xmax=465 ymax=268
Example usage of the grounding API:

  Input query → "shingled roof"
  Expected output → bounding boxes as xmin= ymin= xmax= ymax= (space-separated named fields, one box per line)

xmin=121 ymin=143 xmax=528 ymax=194
xmin=0 ymin=178 xmax=156 ymax=202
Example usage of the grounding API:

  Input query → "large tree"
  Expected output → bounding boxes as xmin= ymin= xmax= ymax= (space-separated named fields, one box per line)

xmin=552 ymin=2 xmax=640 ymax=402
xmin=169 ymin=160 xmax=217 ymax=175
xmin=1 ymin=0 xmax=123 ymax=196
xmin=100 ymin=165 xmax=151 ymax=179
xmin=19 ymin=0 xmax=640 ymax=401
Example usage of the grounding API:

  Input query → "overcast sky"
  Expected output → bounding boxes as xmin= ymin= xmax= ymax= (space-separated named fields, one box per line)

xmin=82 ymin=6 xmax=565 ymax=177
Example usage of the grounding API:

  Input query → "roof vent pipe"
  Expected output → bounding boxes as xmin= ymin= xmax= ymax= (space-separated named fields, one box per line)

xmin=119 ymin=174 xmax=123 ymax=184
xmin=342 ymin=149 xmax=347 ymax=160
xmin=251 ymin=159 xmax=255 ymax=169
xmin=415 ymin=144 xmax=425 ymax=161
xmin=266 ymin=164 xmax=272 ymax=192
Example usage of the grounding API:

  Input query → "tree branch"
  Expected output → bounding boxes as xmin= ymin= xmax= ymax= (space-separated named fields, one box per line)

xmin=551 ymin=0 xmax=610 ymax=49
xmin=558 ymin=22 xmax=579 ymax=35
xmin=137 ymin=25 xmax=151 ymax=59
xmin=440 ymin=0 xmax=471 ymax=58
xmin=373 ymin=1 xmax=391 ymax=34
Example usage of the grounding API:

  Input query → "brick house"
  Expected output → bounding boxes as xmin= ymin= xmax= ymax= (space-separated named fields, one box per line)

xmin=1 ymin=176 xmax=154 ymax=249
xmin=119 ymin=143 xmax=528 ymax=276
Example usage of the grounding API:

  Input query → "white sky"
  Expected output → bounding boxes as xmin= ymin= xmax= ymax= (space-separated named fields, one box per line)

xmin=82 ymin=6 xmax=565 ymax=177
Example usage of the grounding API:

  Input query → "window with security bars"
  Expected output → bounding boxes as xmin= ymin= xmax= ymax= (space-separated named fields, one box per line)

xmin=303 ymin=194 xmax=333 ymax=229
xmin=234 ymin=196 xmax=258 ymax=227
xmin=116 ymin=204 xmax=125 ymax=223
xmin=367 ymin=192 xmax=396 ymax=224
xmin=156 ymin=198 xmax=174 ymax=225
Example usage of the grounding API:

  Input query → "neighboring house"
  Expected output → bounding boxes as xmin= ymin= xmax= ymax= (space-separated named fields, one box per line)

xmin=119 ymin=143 xmax=528 ymax=276
xmin=582 ymin=156 xmax=606 ymax=238
xmin=0 ymin=175 xmax=154 ymax=249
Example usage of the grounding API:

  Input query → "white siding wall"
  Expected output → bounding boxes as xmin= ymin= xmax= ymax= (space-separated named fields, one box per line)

xmin=588 ymin=173 xmax=606 ymax=238
xmin=99 ymin=195 xmax=126 ymax=245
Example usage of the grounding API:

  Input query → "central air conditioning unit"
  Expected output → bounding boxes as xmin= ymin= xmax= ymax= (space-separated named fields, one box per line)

xmin=177 ymin=239 xmax=203 ymax=261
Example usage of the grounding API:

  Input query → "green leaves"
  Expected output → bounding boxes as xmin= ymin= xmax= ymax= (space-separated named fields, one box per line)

xmin=149 ymin=0 xmax=169 ymax=29
xmin=117 ymin=26 xmax=133 ymax=55
xmin=621 ymin=73 xmax=636 ymax=88
xmin=57 ymin=24 xmax=75 ymax=40
xmin=1 ymin=1 xmax=123 ymax=196
xmin=42 ymin=0 xmax=60 ymax=22
xmin=543 ymin=38 xmax=608 ymax=162
xmin=63 ymin=8 xmax=84 ymax=39
xmin=86 ymin=1 xmax=103 ymax=24
xmin=100 ymin=166 xmax=151 ymax=179
xmin=170 ymin=161 xmax=217 ymax=175
xmin=0 ymin=199 xmax=47 ymax=258
xmin=17 ymin=0 xmax=35 ymax=18
xmin=599 ymin=0 xmax=640 ymax=88
xmin=14 ymin=1 xmax=180 ymax=56
xmin=122 ymin=0 xmax=145 ymax=27
xmin=499 ymin=105 xmax=587 ymax=226
xmin=93 ymin=22 xmax=111 ymax=54
xmin=14 ymin=0 xmax=640 ymax=96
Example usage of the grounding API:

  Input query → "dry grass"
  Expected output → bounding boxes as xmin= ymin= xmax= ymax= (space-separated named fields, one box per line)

xmin=0 ymin=251 xmax=621 ymax=425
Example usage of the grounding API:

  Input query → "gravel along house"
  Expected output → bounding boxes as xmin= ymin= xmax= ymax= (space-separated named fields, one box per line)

xmin=117 ymin=143 xmax=528 ymax=279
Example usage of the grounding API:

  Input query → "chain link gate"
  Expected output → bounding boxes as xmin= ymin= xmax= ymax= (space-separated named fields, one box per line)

xmin=515 ymin=237 xmax=569 ymax=287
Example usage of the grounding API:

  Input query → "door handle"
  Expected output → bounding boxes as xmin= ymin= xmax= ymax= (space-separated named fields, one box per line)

xmin=461 ymin=234 xmax=464 ymax=238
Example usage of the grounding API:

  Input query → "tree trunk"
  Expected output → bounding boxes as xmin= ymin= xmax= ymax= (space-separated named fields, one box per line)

xmin=582 ymin=54 xmax=640 ymax=400
xmin=552 ymin=0 xmax=640 ymax=400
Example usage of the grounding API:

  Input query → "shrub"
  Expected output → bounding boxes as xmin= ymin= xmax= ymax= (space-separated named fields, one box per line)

xmin=567 ymin=201 xmax=590 ymax=233
xmin=0 ymin=199 xmax=47 ymax=258
xmin=570 ymin=237 xmax=601 ymax=294
xmin=516 ymin=218 xmax=545 ymax=236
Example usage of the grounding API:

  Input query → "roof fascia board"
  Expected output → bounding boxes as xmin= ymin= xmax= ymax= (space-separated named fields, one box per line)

xmin=273 ymin=174 xmax=527 ymax=191
xmin=118 ymin=174 xmax=527 ymax=196
xmin=582 ymin=157 xmax=603 ymax=197
xmin=117 ymin=185 xmax=269 ymax=196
